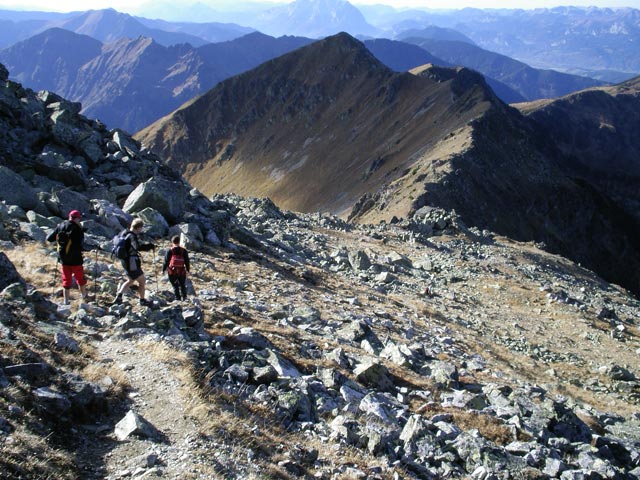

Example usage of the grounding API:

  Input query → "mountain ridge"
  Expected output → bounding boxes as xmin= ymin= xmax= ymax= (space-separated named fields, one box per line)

xmin=1 ymin=7 xmax=624 ymax=132
xmin=517 ymin=75 xmax=640 ymax=227
xmin=136 ymin=33 xmax=640 ymax=296
xmin=400 ymin=37 xmax=606 ymax=101
xmin=0 ymin=28 xmax=314 ymax=131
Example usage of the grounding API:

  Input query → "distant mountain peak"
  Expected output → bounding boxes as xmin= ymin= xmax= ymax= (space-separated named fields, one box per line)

xmin=255 ymin=0 xmax=380 ymax=38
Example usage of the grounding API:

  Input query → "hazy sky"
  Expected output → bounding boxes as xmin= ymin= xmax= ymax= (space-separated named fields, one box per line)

xmin=0 ymin=0 xmax=638 ymax=13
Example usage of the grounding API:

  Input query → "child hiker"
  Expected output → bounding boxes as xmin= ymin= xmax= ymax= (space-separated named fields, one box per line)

xmin=162 ymin=235 xmax=190 ymax=302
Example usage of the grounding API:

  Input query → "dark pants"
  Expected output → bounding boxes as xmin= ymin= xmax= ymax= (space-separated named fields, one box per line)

xmin=168 ymin=274 xmax=187 ymax=300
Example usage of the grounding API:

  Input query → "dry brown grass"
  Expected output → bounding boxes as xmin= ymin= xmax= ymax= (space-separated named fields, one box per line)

xmin=138 ymin=339 xmax=193 ymax=366
xmin=0 ymin=429 xmax=78 ymax=480
xmin=410 ymin=401 xmax=523 ymax=446
xmin=5 ymin=242 xmax=58 ymax=291
xmin=451 ymin=409 xmax=523 ymax=445
xmin=81 ymin=363 xmax=131 ymax=399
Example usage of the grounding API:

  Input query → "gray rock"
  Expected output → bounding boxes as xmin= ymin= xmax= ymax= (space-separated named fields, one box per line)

xmin=348 ymin=250 xmax=371 ymax=271
xmin=0 ymin=254 xmax=27 ymax=292
xmin=340 ymin=384 xmax=366 ymax=405
xmin=251 ymin=365 xmax=278 ymax=384
xmin=386 ymin=251 xmax=413 ymax=269
xmin=62 ymin=373 xmax=107 ymax=412
xmin=26 ymin=210 xmax=56 ymax=228
xmin=359 ymin=392 xmax=402 ymax=424
xmin=326 ymin=347 xmax=351 ymax=368
xmin=600 ymin=364 xmax=636 ymax=381
xmin=266 ymin=349 xmax=301 ymax=378
xmin=54 ymin=332 xmax=79 ymax=353
xmin=37 ymin=149 xmax=87 ymax=188
xmin=543 ymin=457 xmax=567 ymax=477
xmin=291 ymin=305 xmax=321 ymax=323
xmin=34 ymin=387 xmax=72 ymax=414
xmin=50 ymin=185 xmax=92 ymax=218
xmin=317 ymin=367 xmax=348 ymax=390
xmin=224 ymin=364 xmax=249 ymax=382
xmin=337 ymin=320 xmax=371 ymax=342
xmin=112 ymin=130 xmax=140 ymax=157
xmin=442 ymin=390 xmax=488 ymax=410
xmin=275 ymin=387 xmax=314 ymax=424
xmin=136 ymin=208 xmax=169 ymax=237
xmin=4 ymin=362 xmax=49 ymax=380
xmin=400 ymin=414 xmax=431 ymax=444
xmin=380 ymin=342 xmax=414 ymax=367
xmin=353 ymin=360 xmax=395 ymax=392
xmin=375 ymin=271 xmax=397 ymax=284
xmin=233 ymin=327 xmax=270 ymax=349
xmin=330 ymin=415 xmax=362 ymax=446
xmin=124 ymin=176 xmax=188 ymax=223
xmin=19 ymin=222 xmax=47 ymax=242
xmin=182 ymin=306 xmax=204 ymax=328
xmin=0 ymin=166 xmax=40 ymax=211
xmin=424 ymin=360 xmax=459 ymax=389
xmin=114 ymin=410 xmax=157 ymax=441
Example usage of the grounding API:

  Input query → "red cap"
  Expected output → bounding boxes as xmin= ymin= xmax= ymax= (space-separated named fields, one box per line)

xmin=69 ymin=210 xmax=82 ymax=219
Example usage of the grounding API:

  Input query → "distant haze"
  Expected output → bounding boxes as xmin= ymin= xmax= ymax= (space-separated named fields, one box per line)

xmin=0 ymin=0 xmax=639 ymax=14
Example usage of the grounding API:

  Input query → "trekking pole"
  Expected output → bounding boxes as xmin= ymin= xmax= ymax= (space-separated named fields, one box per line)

xmin=153 ymin=245 xmax=158 ymax=293
xmin=93 ymin=248 xmax=98 ymax=303
xmin=52 ymin=257 xmax=59 ymax=299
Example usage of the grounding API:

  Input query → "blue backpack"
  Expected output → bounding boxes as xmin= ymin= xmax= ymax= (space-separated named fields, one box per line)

xmin=111 ymin=230 xmax=130 ymax=260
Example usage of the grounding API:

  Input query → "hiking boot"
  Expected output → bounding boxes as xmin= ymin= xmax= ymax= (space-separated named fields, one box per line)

xmin=139 ymin=298 xmax=152 ymax=307
xmin=112 ymin=294 xmax=122 ymax=305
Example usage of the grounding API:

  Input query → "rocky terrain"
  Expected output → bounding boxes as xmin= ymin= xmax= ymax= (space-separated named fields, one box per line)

xmin=0 ymin=61 xmax=640 ymax=479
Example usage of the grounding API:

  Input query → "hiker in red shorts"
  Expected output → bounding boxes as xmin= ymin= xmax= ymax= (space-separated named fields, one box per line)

xmin=46 ymin=210 xmax=88 ymax=305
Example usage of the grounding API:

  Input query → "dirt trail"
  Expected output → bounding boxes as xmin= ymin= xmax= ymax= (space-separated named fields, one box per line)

xmin=79 ymin=335 xmax=218 ymax=480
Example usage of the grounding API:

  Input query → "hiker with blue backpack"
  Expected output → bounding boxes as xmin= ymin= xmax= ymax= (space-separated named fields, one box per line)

xmin=112 ymin=218 xmax=156 ymax=306
xmin=46 ymin=209 xmax=89 ymax=305
xmin=162 ymin=235 xmax=190 ymax=302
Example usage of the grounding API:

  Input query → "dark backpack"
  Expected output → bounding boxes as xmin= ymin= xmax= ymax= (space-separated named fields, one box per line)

xmin=111 ymin=230 xmax=130 ymax=260
xmin=56 ymin=222 xmax=73 ymax=258
xmin=168 ymin=246 xmax=186 ymax=276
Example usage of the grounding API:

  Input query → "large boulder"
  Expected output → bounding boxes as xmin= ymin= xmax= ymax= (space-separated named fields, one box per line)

xmin=0 ymin=166 xmax=40 ymax=212
xmin=36 ymin=147 xmax=88 ymax=188
xmin=123 ymin=177 xmax=188 ymax=223
xmin=51 ymin=188 xmax=92 ymax=220
xmin=0 ymin=252 xmax=27 ymax=291
xmin=136 ymin=208 xmax=169 ymax=238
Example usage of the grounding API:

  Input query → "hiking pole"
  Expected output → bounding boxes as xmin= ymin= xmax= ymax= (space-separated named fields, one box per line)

xmin=52 ymin=257 xmax=59 ymax=299
xmin=93 ymin=248 xmax=98 ymax=303
xmin=152 ymin=245 xmax=158 ymax=293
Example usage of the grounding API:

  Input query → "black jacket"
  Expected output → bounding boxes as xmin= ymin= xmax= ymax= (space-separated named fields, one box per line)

xmin=47 ymin=220 xmax=84 ymax=266
xmin=122 ymin=230 xmax=155 ymax=259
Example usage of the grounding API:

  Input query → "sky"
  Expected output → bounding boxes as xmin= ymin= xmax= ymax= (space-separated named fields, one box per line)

xmin=0 ymin=0 xmax=638 ymax=13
